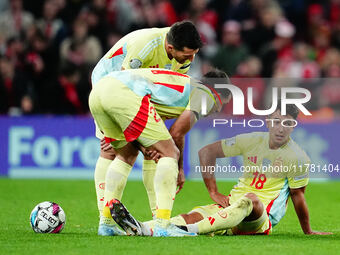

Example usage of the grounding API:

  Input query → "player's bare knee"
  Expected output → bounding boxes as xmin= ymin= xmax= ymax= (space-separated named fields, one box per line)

xmin=124 ymin=147 xmax=139 ymax=165
xmin=151 ymin=139 xmax=179 ymax=160
xmin=114 ymin=143 xmax=139 ymax=166
xmin=166 ymin=138 xmax=180 ymax=160
xmin=245 ymin=193 xmax=264 ymax=216
xmin=245 ymin=193 xmax=260 ymax=207
xmin=163 ymin=143 xmax=180 ymax=160
xmin=244 ymin=192 xmax=257 ymax=200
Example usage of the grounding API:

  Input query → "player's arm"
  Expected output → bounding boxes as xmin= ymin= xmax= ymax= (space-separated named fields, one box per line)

xmin=288 ymin=155 xmax=332 ymax=235
xmin=168 ymin=110 xmax=197 ymax=193
xmin=199 ymin=133 xmax=248 ymax=207
xmin=290 ymin=186 xmax=332 ymax=235
xmin=198 ymin=141 xmax=230 ymax=207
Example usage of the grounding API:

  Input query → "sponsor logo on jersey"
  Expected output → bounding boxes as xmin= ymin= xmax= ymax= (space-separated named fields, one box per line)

xmin=149 ymin=64 xmax=159 ymax=68
xmin=129 ymin=59 xmax=142 ymax=69
xmin=164 ymin=64 xmax=172 ymax=69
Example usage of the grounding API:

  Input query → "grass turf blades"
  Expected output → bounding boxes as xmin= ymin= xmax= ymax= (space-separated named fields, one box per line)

xmin=0 ymin=179 xmax=339 ymax=255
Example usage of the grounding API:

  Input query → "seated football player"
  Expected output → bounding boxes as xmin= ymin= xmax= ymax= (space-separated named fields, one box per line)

xmin=109 ymin=102 xmax=333 ymax=236
xmin=89 ymin=68 xmax=231 ymax=236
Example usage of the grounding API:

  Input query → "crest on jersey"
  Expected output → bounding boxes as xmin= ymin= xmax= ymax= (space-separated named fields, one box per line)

xmin=217 ymin=210 xmax=228 ymax=219
xmin=248 ymin=156 xmax=258 ymax=164
xmin=164 ymin=64 xmax=172 ymax=70
xmin=129 ymin=59 xmax=142 ymax=69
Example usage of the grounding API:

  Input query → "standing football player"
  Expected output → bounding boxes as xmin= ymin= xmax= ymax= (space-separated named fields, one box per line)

xmin=89 ymin=68 xmax=231 ymax=236
xmin=91 ymin=21 xmax=203 ymax=236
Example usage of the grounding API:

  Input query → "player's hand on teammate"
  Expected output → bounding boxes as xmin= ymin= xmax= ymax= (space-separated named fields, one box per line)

xmin=176 ymin=168 xmax=185 ymax=194
xmin=305 ymin=231 xmax=333 ymax=235
xmin=144 ymin=150 xmax=161 ymax=163
xmin=100 ymin=138 xmax=116 ymax=158
xmin=209 ymin=191 xmax=230 ymax=208
xmin=100 ymin=138 xmax=113 ymax=152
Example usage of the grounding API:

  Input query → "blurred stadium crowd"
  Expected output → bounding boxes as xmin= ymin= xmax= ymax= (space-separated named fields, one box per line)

xmin=0 ymin=0 xmax=339 ymax=118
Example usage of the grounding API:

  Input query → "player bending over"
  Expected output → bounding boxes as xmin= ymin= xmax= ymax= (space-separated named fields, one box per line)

xmin=110 ymin=103 xmax=332 ymax=236
xmin=91 ymin=21 xmax=202 ymax=236
xmin=89 ymin=68 xmax=231 ymax=236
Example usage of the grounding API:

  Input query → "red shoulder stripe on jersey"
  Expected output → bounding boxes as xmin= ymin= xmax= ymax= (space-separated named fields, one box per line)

xmin=151 ymin=69 xmax=189 ymax=77
xmin=109 ymin=47 xmax=124 ymax=59
xmin=123 ymin=95 xmax=151 ymax=142
xmin=154 ymin=82 xmax=184 ymax=93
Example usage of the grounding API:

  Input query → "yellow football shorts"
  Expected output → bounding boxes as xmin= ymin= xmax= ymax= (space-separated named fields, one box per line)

xmin=89 ymin=76 xmax=171 ymax=148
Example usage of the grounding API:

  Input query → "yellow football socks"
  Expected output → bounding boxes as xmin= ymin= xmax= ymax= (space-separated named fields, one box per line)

xmin=170 ymin=215 xmax=187 ymax=226
xmin=142 ymin=159 xmax=157 ymax=217
xmin=154 ymin=157 xmax=178 ymax=220
xmin=103 ymin=158 xmax=132 ymax=219
xmin=94 ymin=157 xmax=112 ymax=215
xmin=188 ymin=196 xmax=253 ymax=234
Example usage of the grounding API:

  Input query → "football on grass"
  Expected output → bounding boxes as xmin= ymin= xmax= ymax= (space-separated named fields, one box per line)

xmin=30 ymin=201 xmax=66 ymax=233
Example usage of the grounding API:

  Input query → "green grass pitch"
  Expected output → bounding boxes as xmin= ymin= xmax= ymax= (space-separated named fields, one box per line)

xmin=0 ymin=179 xmax=339 ymax=255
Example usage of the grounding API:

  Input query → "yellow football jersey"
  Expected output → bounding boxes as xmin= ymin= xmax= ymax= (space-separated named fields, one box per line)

xmin=105 ymin=68 xmax=217 ymax=120
xmin=221 ymin=132 xmax=310 ymax=227
xmin=105 ymin=27 xmax=191 ymax=72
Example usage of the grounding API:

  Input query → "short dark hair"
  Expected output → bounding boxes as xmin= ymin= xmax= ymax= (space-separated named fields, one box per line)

xmin=276 ymin=100 xmax=299 ymax=119
xmin=201 ymin=69 xmax=231 ymax=98
xmin=167 ymin=21 xmax=203 ymax=50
